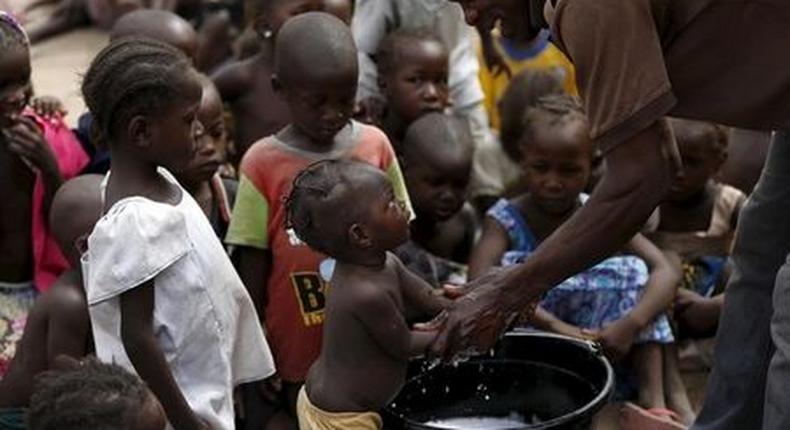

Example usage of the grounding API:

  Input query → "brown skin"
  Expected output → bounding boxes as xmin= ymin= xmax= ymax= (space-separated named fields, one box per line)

xmin=321 ymin=0 xmax=353 ymax=25
xmin=211 ymin=0 xmax=322 ymax=161
xmin=174 ymin=80 xmax=227 ymax=218
xmin=469 ymin=119 xmax=678 ymax=361
xmin=232 ymin=36 xmax=359 ymax=425
xmin=307 ymin=172 xmax=447 ymax=412
xmin=107 ymin=75 xmax=207 ymax=430
xmin=0 ymin=47 xmax=65 ymax=283
xmin=0 ymin=174 xmax=103 ymax=408
xmin=378 ymin=39 xmax=451 ymax=143
xmin=110 ymin=10 xmax=199 ymax=65
xmin=401 ymin=127 xmax=476 ymax=263
xmin=427 ymin=0 xmax=678 ymax=359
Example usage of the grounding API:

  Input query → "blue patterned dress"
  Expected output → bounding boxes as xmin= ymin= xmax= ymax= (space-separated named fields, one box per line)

xmin=488 ymin=197 xmax=673 ymax=344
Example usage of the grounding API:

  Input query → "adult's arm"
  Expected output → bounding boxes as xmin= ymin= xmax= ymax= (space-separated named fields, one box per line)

xmin=430 ymin=122 xmax=677 ymax=358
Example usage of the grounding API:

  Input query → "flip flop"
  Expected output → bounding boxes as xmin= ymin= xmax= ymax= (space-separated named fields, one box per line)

xmin=620 ymin=402 xmax=687 ymax=430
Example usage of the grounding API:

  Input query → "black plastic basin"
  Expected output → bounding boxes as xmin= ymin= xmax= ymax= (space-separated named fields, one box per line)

xmin=384 ymin=331 xmax=614 ymax=430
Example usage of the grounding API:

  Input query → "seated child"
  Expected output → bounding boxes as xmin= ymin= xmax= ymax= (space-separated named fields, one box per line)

xmin=0 ymin=12 xmax=88 ymax=375
xmin=224 ymin=12 xmax=411 ymax=428
xmin=0 ymin=174 xmax=101 ymax=429
xmin=370 ymin=27 xmax=451 ymax=146
xmin=396 ymin=112 xmax=477 ymax=288
xmin=75 ymin=9 xmax=201 ymax=175
xmin=173 ymin=76 xmax=237 ymax=239
xmin=649 ymin=118 xmax=747 ymax=339
xmin=468 ymin=95 xmax=687 ymax=428
xmin=469 ymin=68 xmax=565 ymax=212
xmin=27 ymin=358 xmax=166 ymax=430
xmin=286 ymin=159 xmax=448 ymax=430
xmin=213 ymin=0 xmax=358 ymax=163
xmin=81 ymin=37 xmax=274 ymax=430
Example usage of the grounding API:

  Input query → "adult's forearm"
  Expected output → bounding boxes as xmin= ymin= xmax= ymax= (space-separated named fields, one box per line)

xmin=503 ymin=123 xmax=677 ymax=303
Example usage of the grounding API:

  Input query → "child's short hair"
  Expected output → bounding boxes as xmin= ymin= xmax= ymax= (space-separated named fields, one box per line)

xmin=376 ymin=27 xmax=444 ymax=76
xmin=0 ymin=12 xmax=29 ymax=51
xmin=81 ymin=36 xmax=196 ymax=147
xmin=27 ymin=359 xmax=150 ymax=430
xmin=669 ymin=117 xmax=728 ymax=154
xmin=499 ymin=69 xmax=566 ymax=161
xmin=274 ymin=12 xmax=357 ymax=86
xmin=286 ymin=159 xmax=379 ymax=259
xmin=520 ymin=94 xmax=587 ymax=151
xmin=401 ymin=112 xmax=473 ymax=162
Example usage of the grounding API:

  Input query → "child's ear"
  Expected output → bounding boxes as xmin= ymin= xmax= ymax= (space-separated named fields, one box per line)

xmin=271 ymin=74 xmax=283 ymax=94
xmin=127 ymin=115 xmax=152 ymax=149
xmin=349 ymin=223 xmax=373 ymax=248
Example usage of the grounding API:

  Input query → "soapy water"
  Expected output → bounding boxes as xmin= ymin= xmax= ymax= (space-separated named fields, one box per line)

xmin=424 ymin=412 xmax=541 ymax=429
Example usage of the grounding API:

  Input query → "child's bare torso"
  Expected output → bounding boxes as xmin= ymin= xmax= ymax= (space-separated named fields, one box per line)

xmin=219 ymin=56 xmax=291 ymax=158
xmin=0 ymin=141 xmax=35 ymax=282
xmin=307 ymin=254 xmax=409 ymax=413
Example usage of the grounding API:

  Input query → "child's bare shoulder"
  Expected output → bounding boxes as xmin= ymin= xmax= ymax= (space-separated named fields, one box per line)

xmin=46 ymin=272 xmax=88 ymax=321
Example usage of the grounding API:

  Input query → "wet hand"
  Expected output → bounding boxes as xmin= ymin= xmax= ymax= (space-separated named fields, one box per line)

xmin=30 ymin=96 xmax=67 ymax=119
xmin=426 ymin=266 xmax=542 ymax=361
xmin=2 ymin=116 xmax=56 ymax=172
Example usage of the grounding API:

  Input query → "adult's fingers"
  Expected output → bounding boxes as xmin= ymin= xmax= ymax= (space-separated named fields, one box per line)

xmin=413 ymin=310 xmax=447 ymax=332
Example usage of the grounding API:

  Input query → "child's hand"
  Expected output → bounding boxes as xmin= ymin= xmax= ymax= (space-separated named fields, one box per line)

xmin=675 ymin=289 xmax=720 ymax=338
xmin=2 ymin=116 xmax=57 ymax=173
xmin=585 ymin=316 xmax=641 ymax=361
xmin=257 ymin=373 xmax=282 ymax=403
xmin=30 ymin=96 xmax=67 ymax=120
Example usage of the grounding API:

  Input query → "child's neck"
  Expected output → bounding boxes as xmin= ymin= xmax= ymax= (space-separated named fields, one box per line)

xmin=410 ymin=216 xmax=438 ymax=245
xmin=338 ymin=250 xmax=389 ymax=270
xmin=184 ymin=180 xmax=213 ymax=217
xmin=667 ymin=181 xmax=715 ymax=209
xmin=521 ymin=193 xmax=578 ymax=241
xmin=283 ymin=123 xmax=345 ymax=153
xmin=382 ymin=109 xmax=407 ymax=143
xmin=107 ymin=148 xmax=180 ymax=206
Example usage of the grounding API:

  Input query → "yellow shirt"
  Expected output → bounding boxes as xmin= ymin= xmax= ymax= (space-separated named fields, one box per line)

xmin=478 ymin=30 xmax=577 ymax=131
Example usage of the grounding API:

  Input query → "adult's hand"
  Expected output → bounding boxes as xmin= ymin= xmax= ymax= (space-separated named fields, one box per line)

xmin=426 ymin=266 xmax=543 ymax=361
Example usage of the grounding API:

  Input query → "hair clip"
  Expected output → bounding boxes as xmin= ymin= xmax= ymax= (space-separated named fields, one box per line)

xmin=0 ymin=11 xmax=30 ymax=46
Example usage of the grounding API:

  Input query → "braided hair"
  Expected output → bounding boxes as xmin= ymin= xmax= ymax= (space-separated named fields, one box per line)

xmin=81 ymin=36 xmax=197 ymax=148
xmin=27 ymin=358 xmax=150 ymax=430
xmin=285 ymin=159 xmax=377 ymax=259
xmin=520 ymin=94 xmax=587 ymax=151
xmin=0 ymin=11 xmax=28 ymax=52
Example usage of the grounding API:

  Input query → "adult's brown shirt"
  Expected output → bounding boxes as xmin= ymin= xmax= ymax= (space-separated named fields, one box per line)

xmin=550 ymin=0 xmax=790 ymax=152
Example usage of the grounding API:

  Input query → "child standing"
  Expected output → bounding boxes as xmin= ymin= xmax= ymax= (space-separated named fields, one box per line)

xmin=224 ymin=12 xmax=411 ymax=429
xmin=371 ymin=28 xmax=451 ymax=146
xmin=0 ymin=12 xmax=88 ymax=375
xmin=396 ymin=113 xmax=477 ymax=288
xmin=211 ymin=0 xmax=323 ymax=162
xmin=81 ymin=37 xmax=274 ymax=430
xmin=173 ymin=76 xmax=237 ymax=240
xmin=286 ymin=159 xmax=447 ymax=430
xmin=468 ymin=95 xmax=686 ymax=429
xmin=0 ymin=175 xmax=101 ymax=429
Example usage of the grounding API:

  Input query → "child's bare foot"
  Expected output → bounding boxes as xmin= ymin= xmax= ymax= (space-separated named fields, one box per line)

xmin=620 ymin=402 xmax=687 ymax=430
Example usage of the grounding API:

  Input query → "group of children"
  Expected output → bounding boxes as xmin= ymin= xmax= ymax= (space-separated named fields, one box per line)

xmin=0 ymin=1 xmax=756 ymax=429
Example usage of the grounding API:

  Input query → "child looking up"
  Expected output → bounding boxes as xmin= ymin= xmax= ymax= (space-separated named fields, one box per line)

xmin=224 ymin=12 xmax=411 ymax=428
xmin=81 ymin=37 xmax=274 ymax=430
xmin=287 ymin=159 xmax=447 ymax=430
xmin=0 ymin=11 xmax=88 ymax=375
xmin=0 ymin=175 xmax=102 ymax=429
xmin=396 ymin=112 xmax=477 ymax=288
xmin=372 ymin=28 xmax=451 ymax=145
xmin=211 ymin=0 xmax=323 ymax=162
xmin=27 ymin=358 xmax=167 ymax=430
xmin=173 ymin=76 xmax=236 ymax=240
xmin=468 ymin=95 xmax=686 ymax=428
